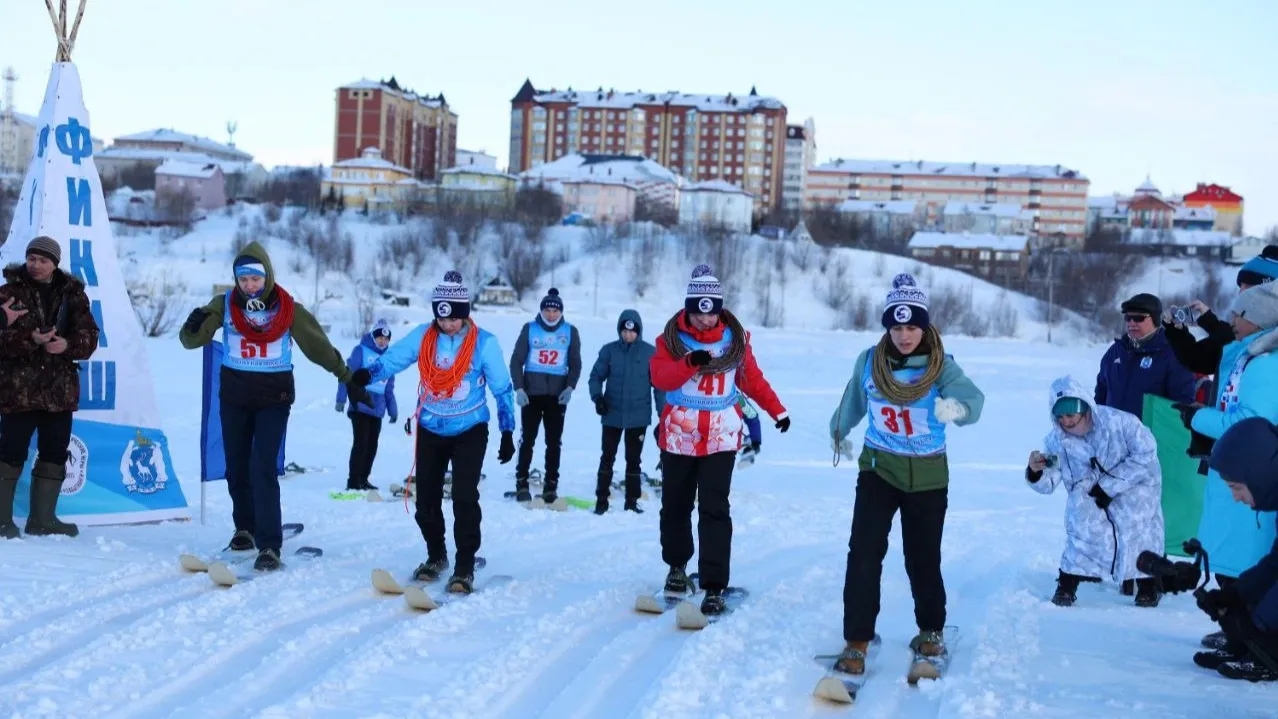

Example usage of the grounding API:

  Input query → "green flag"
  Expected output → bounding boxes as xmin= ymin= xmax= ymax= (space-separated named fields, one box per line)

xmin=1143 ymin=394 xmax=1207 ymax=557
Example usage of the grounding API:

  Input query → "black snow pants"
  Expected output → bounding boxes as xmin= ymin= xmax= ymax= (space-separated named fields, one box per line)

xmin=659 ymin=450 xmax=737 ymax=591
xmin=415 ymin=423 xmax=489 ymax=575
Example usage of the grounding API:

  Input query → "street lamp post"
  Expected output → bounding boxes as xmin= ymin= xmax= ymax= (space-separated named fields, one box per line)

xmin=1046 ymin=247 xmax=1072 ymax=344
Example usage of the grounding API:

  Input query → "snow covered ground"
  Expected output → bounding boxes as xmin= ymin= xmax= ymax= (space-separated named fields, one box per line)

xmin=1 ymin=309 xmax=1276 ymax=719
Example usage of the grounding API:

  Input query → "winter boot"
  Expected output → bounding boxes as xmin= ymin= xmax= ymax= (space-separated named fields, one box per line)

xmin=701 ymin=588 xmax=726 ymax=615
xmin=0 ymin=461 xmax=21 ymax=539
xmin=228 ymin=529 xmax=255 ymax=551
xmin=541 ymin=477 xmax=559 ymax=504
xmin=593 ymin=498 xmax=609 ymax=515
xmin=910 ymin=629 xmax=946 ymax=658
xmin=833 ymin=639 xmax=873 ymax=675
xmin=25 ymin=460 xmax=78 ymax=537
xmin=1218 ymin=658 xmax=1278 ymax=682
xmin=446 ymin=572 xmax=474 ymax=594
xmin=595 ymin=470 xmax=613 ymax=503
xmin=253 ymin=548 xmax=282 ymax=572
xmin=1120 ymin=579 xmax=1135 ymax=596
xmin=1134 ymin=578 xmax=1161 ymax=607
xmin=664 ymin=565 xmax=691 ymax=593
xmin=514 ymin=479 xmax=532 ymax=503
xmin=1202 ymin=630 xmax=1229 ymax=650
xmin=1052 ymin=571 xmax=1082 ymax=607
xmin=1195 ymin=647 xmax=1247 ymax=670
xmin=413 ymin=555 xmax=450 ymax=582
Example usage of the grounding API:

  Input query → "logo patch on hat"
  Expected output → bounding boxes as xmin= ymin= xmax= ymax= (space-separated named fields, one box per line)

xmin=437 ymin=301 xmax=452 ymax=317
xmin=623 ymin=320 xmax=635 ymax=330
xmin=698 ymin=297 xmax=714 ymax=313
xmin=893 ymin=305 xmax=913 ymax=323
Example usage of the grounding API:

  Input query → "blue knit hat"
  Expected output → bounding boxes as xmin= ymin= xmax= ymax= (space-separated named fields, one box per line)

xmin=541 ymin=287 xmax=563 ymax=312
xmin=882 ymin=273 xmax=930 ymax=330
xmin=370 ymin=319 xmax=391 ymax=339
xmin=685 ymin=264 xmax=724 ymax=315
xmin=1238 ymin=245 xmax=1278 ymax=288
xmin=431 ymin=270 xmax=470 ymax=319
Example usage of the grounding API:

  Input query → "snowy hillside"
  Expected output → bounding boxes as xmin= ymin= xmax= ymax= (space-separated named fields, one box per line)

xmin=110 ymin=204 xmax=1098 ymax=345
xmin=0 ymin=312 xmax=1274 ymax=718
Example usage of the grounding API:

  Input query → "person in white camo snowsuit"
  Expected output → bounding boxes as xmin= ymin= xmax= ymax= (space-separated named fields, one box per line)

xmin=1026 ymin=376 xmax=1165 ymax=607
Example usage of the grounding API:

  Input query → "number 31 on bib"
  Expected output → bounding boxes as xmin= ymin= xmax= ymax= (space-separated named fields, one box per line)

xmin=869 ymin=401 xmax=931 ymax=438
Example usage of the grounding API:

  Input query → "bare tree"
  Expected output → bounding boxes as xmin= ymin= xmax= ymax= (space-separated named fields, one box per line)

xmin=634 ymin=194 xmax=678 ymax=227
xmin=350 ymin=278 xmax=378 ymax=336
xmin=127 ymin=276 xmax=188 ymax=337
xmin=156 ymin=187 xmax=197 ymax=230
xmin=507 ymin=242 xmax=545 ymax=300
xmin=629 ymin=229 xmax=661 ymax=298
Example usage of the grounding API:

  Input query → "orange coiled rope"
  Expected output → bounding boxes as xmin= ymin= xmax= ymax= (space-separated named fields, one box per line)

xmin=402 ymin=320 xmax=479 ymax=512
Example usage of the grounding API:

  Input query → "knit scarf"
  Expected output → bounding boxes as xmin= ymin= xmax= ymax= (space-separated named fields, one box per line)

xmin=871 ymin=326 xmax=946 ymax=405
xmin=662 ymin=309 xmax=747 ymax=373
xmin=229 ymin=286 xmax=295 ymax=343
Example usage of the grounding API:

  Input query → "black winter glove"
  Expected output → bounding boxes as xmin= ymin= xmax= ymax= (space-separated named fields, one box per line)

xmin=595 ymin=397 xmax=608 ymax=416
xmin=351 ymin=368 xmax=372 ymax=386
xmin=404 ymin=417 xmax=414 ymax=435
xmin=183 ymin=308 xmax=209 ymax=335
xmin=346 ymin=382 xmax=372 ymax=409
xmin=498 ymin=431 xmax=516 ymax=464
xmin=388 ymin=414 xmax=397 ymax=425
xmin=1088 ymin=483 xmax=1113 ymax=510
xmin=1171 ymin=402 xmax=1200 ymax=431
xmin=775 ymin=416 xmax=791 ymax=433
xmin=687 ymin=349 xmax=712 ymax=367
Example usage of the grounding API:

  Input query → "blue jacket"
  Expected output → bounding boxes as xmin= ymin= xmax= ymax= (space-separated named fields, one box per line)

xmin=336 ymin=333 xmax=398 ymax=420
xmin=1208 ymin=417 xmax=1278 ymax=633
xmin=1192 ymin=327 xmax=1278 ymax=579
xmin=588 ymin=309 xmax=665 ymax=429
xmin=1095 ymin=328 xmax=1196 ymax=418
xmin=364 ymin=322 xmax=517 ymax=438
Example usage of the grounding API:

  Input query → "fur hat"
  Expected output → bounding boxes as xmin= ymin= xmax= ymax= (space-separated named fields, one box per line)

xmin=1229 ymin=281 xmax=1278 ymax=331
xmin=881 ymin=273 xmax=929 ymax=330
xmin=540 ymin=287 xmax=563 ymax=312
xmin=431 ymin=270 xmax=470 ymax=320
xmin=25 ymin=235 xmax=61 ymax=265
xmin=685 ymin=264 xmax=724 ymax=315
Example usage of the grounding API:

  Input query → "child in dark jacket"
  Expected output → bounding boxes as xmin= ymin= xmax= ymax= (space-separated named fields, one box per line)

xmin=337 ymin=320 xmax=399 ymax=491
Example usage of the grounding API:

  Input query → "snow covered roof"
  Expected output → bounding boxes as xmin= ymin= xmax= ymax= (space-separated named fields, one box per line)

xmin=1134 ymin=177 xmax=1161 ymax=195
xmin=155 ymin=159 xmax=221 ymax=179
xmin=1088 ymin=194 xmax=1127 ymax=209
xmin=527 ymin=87 xmax=783 ymax=113
xmin=812 ymin=158 xmax=1086 ymax=181
xmin=943 ymin=201 xmax=1023 ymax=218
xmin=838 ymin=199 xmax=918 ymax=215
xmin=97 ymin=147 xmax=258 ymax=175
xmin=908 ymin=231 xmax=1030 ymax=252
xmin=684 ymin=179 xmax=751 ymax=195
xmin=1174 ymin=205 xmax=1217 ymax=221
xmin=113 ymin=128 xmax=252 ymax=161
xmin=1125 ymin=229 xmax=1236 ymax=247
xmin=441 ymin=165 xmax=515 ymax=179
xmin=519 ymin=153 xmax=681 ymax=186
xmin=340 ymin=78 xmax=446 ymax=107
xmin=333 ymin=148 xmax=412 ymax=174
xmin=559 ymin=177 xmax=639 ymax=191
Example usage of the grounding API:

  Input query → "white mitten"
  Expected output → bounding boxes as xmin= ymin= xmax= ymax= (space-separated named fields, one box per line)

xmin=934 ymin=397 xmax=967 ymax=424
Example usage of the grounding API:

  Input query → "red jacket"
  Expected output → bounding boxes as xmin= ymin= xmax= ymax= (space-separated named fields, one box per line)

xmin=650 ymin=313 xmax=786 ymax=457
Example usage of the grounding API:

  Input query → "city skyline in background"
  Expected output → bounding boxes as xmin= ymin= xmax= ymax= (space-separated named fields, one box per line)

xmin=1 ymin=0 xmax=1275 ymax=231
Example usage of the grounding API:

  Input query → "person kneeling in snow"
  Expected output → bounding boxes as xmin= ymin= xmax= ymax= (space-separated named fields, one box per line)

xmin=1192 ymin=417 xmax=1278 ymax=682
xmin=1026 ymin=376 xmax=1165 ymax=608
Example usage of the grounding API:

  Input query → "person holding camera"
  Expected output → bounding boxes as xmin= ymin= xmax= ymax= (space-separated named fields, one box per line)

xmin=1191 ymin=417 xmax=1278 ymax=682
xmin=1173 ymin=282 xmax=1278 ymax=648
xmin=1163 ymin=244 xmax=1277 ymax=375
xmin=1026 ymin=376 xmax=1164 ymax=608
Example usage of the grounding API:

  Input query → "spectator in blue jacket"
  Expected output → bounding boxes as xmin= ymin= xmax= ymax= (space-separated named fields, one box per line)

xmin=1095 ymin=293 xmax=1196 ymax=418
xmin=588 ymin=309 xmax=664 ymax=514
xmin=1193 ymin=417 xmax=1278 ymax=682
xmin=336 ymin=320 xmax=398 ymax=490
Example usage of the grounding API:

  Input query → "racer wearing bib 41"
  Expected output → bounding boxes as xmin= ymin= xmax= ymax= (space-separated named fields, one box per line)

xmin=827 ymin=273 xmax=984 ymax=676
xmin=650 ymin=264 xmax=789 ymax=617
xmin=180 ymin=242 xmax=369 ymax=572
xmin=508 ymin=287 xmax=582 ymax=504
xmin=351 ymin=271 xmax=517 ymax=595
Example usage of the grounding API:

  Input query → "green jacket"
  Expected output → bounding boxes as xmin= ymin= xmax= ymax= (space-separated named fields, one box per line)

xmin=179 ymin=241 xmax=352 ymax=404
xmin=829 ymin=345 xmax=984 ymax=492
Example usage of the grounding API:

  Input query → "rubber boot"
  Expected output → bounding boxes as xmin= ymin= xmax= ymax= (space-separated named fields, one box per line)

xmin=0 ymin=461 xmax=21 ymax=539
xmin=25 ymin=460 xmax=78 ymax=537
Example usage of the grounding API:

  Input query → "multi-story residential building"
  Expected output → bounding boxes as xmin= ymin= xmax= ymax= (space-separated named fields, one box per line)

xmin=320 ymin=146 xmax=417 ymax=209
xmin=781 ymin=118 xmax=815 ymax=213
xmin=518 ymin=152 xmax=682 ymax=211
xmin=678 ymin=180 xmax=754 ymax=233
xmin=559 ymin=178 xmax=638 ymax=224
xmin=805 ymin=158 xmax=1089 ymax=246
xmin=334 ymin=77 xmax=456 ymax=182
xmin=96 ymin=128 xmax=252 ymax=181
xmin=454 ymin=149 xmax=498 ymax=170
xmin=439 ymin=165 xmax=517 ymax=210
xmin=907 ymin=231 xmax=1031 ymax=284
xmin=508 ymin=79 xmax=786 ymax=213
xmin=155 ymin=160 xmax=227 ymax=212
xmin=837 ymin=199 xmax=924 ymax=240
xmin=1182 ymin=182 xmax=1244 ymax=235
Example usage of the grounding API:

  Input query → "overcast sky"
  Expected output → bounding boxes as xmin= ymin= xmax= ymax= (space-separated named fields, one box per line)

xmin=3 ymin=0 xmax=1275 ymax=232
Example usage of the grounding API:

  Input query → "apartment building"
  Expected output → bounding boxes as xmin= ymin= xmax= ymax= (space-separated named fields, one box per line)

xmin=334 ymin=77 xmax=456 ymax=182
xmin=781 ymin=118 xmax=816 ymax=213
xmin=508 ymin=79 xmax=787 ymax=213
xmin=805 ymin=158 xmax=1090 ymax=244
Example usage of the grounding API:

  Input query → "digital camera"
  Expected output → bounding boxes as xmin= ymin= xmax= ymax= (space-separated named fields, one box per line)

xmin=1168 ymin=305 xmax=1201 ymax=326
